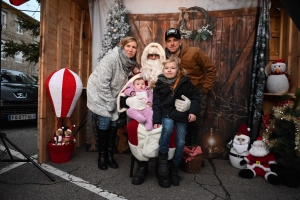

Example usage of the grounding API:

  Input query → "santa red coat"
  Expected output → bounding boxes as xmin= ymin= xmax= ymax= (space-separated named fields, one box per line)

xmin=244 ymin=153 xmax=276 ymax=172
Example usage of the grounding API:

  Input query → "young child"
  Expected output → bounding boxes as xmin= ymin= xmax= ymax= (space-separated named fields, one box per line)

xmin=124 ymin=77 xmax=153 ymax=131
xmin=153 ymin=57 xmax=200 ymax=187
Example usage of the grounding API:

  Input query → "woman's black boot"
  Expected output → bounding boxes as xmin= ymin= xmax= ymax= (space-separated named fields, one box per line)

xmin=97 ymin=129 xmax=109 ymax=170
xmin=107 ymin=126 xmax=118 ymax=169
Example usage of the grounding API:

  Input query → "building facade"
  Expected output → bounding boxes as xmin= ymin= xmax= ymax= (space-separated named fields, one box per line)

xmin=1 ymin=1 xmax=39 ymax=78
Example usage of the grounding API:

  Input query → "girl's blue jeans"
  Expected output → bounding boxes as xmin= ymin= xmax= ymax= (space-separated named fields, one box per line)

xmin=159 ymin=117 xmax=187 ymax=166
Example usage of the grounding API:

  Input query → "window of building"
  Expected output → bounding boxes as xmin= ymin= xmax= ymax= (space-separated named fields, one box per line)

xmin=15 ymin=51 xmax=23 ymax=63
xmin=1 ymin=11 xmax=6 ymax=28
xmin=1 ymin=40 xmax=6 ymax=60
xmin=16 ymin=23 xmax=23 ymax=34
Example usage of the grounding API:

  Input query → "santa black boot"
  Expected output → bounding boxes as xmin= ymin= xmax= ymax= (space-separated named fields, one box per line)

xmin=157 ymin=152 xmax=171 ymax=188
xmin=267 ymin=174 xmax=280 ymax=185
xmin=97 ymin=128 xmax=109 ymax=170
xmin=107 ymin=126 xmax=118 ymax=169
xmin=170 ymin=163 xmax=180 ymax=186
xmin=132 ymin=160 xmax=148 ymax=185
xmin=239 ymin=169 xmax=255 ymax=179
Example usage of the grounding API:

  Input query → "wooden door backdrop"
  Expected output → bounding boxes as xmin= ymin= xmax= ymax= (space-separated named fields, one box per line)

xmin=127 ymin=7 xmax=258 ymax=142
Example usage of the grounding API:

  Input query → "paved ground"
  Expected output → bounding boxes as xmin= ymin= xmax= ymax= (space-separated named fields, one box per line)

xmin=1 ymin=123 xmax=300 ymax=200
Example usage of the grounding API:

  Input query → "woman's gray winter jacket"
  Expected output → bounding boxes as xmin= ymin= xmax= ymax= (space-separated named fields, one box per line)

xmin=87 ymin=47 xmax=131 ymax=121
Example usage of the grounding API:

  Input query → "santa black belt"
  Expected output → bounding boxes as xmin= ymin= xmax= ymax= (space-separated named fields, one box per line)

xmin=229 ymin=152 xmax=245 ymax=158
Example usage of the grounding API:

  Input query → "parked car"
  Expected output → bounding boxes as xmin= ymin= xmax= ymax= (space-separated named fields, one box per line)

xmin=1 ymin=69 xmax=38 ymax=122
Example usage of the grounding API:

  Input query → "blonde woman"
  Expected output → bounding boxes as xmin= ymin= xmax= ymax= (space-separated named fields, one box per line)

xmin=87 ymin=36 xmax=140 ymax=170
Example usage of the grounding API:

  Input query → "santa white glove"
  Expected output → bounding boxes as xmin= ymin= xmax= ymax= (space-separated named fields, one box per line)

xmin=126 ymin=96 xmax=147 ymax=110
xmin=175 ymin=95 xmax=191 ymax=112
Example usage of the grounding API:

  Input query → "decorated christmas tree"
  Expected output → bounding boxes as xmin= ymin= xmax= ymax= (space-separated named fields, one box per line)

xmin=262 ymin=89 xmax=300 ymax=171
xmin=99 ymin=0 xmax=130 ymax=59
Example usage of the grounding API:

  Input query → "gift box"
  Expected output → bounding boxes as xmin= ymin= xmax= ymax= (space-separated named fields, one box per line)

xmin=181 ymin=146 xmax=203 ymax=174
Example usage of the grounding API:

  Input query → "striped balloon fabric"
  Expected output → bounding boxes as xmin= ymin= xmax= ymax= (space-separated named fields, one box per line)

xmin=46 ymin=68 xmax=83 ymax=118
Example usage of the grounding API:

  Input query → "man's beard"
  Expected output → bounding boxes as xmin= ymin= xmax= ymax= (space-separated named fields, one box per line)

xmin=140 ymin=59 xmax=162 ymax=83
xmin=249 ymin=145 xmax=269 ymax=157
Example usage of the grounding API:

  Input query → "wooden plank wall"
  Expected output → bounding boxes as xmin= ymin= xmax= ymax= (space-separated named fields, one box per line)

xmin=263 ymin=8 xmax=300 ymax=115
xmin=287 ymin=18 xmax=299 ymax=93
xmin=127 ymin=7 xmax=258 ymax=143
xmin=38 ymin=0 xmax=91 ymax=163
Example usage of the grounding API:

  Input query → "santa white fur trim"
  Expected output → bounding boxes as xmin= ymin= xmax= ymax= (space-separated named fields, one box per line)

xmin=141 ymin=42 xmax=166 ymax=67
xmin=264 ymin=171 xmax=277 ymax=181
xmin=139 ymin=124 xmax=161 ymax=157
xmin=235 ymin=134 xmax=250 ymax=141
xmin=117 ymin=74 xmax=143 ymax=113
xmin=128 ymin=124 xmax=175 ymax=160
xmin=129 ymin=142 xmax=149 ymax=161
xmin=253 ymin=140 xmax=264 ymax=146
xmin=269 ymin=160 xmax=276 ymax=165
xmin=250 ymin=168 xmax=256 ymax=177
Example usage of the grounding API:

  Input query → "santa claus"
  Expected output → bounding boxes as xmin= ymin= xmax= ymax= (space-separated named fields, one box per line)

xmin=239 ymin=136 xmax=279 ymax=185
xmin=227 ymin=124 xmax=250 ymax=169
xmin=117 ymin=43 xmax=191 ymax=185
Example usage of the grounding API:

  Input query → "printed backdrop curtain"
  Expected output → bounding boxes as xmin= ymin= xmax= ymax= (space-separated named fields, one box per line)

xmin=248 ymin=0 xmax=270 ymax=141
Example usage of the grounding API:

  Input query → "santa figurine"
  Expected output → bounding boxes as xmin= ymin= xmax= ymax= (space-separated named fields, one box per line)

xmin=227 ymin=124 xmax=250 ymax=169
xmin=239 ymin=136 xmax=279 ymax=185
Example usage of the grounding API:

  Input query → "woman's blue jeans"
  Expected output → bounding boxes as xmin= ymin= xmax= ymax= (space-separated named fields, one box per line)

xmin=94 ymin=114 xmax=118 ymax=130
xmin=159 ymin=117 xmax=187 ymax=166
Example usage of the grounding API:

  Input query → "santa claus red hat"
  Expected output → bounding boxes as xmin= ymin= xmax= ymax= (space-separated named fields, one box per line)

xmin=236 ymin=124 xmax=250 ymax=139
xmin=67 ymin=125 xmax=76 ymax=132
xmin=253 ymin=136 xmax=264 ymax=145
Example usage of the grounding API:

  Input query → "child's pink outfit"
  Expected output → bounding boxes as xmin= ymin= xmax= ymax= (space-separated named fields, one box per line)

xmin=124 ymin=82 xmax=153 ymax=131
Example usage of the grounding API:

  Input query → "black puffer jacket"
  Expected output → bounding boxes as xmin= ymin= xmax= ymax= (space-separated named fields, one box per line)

xmin=153 ymin=75 xmax=200 ymax=124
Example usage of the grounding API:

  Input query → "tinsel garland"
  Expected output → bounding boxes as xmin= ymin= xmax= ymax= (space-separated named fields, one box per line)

xmin=262 ymin=101 xmax=300 ymax=157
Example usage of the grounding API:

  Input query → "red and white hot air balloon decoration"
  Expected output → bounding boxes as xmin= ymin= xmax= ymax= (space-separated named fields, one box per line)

xmin=46 ymin=68 xmax=83 ymax=119
xmin=46 ymin=68 xmax=82 ymax=163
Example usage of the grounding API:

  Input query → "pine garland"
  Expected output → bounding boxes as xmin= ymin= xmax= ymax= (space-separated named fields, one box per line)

xmin=99 ymin=0 xmax=130 ymax=60
xmin=179 ymin=6 xmax=214 ymax=41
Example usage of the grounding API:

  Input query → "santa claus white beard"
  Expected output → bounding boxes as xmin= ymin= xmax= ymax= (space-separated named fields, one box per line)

xmin=249 ymin=145 xmax=269 ymax=157
xmin=140 ymin=59 xmax=162 ymax=83
xmin=232 ymin=142 xmax=248 ymax=154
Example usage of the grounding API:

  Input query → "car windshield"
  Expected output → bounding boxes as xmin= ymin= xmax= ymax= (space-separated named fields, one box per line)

xmin=1 ymin=69 xmax=36 ymax=84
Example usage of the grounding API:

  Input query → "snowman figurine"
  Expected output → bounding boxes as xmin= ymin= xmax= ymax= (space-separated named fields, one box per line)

xmin=266 ymin=59 xmax=291 ymax=93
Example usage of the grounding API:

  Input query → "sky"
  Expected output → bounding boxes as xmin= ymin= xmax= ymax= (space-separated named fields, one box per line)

xmin=3 ymin=0 xmax=40 ymax=21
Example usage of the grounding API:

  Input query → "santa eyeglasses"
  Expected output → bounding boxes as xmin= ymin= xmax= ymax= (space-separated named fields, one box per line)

xmin=147 ymin=54 xmax=160 ymax=58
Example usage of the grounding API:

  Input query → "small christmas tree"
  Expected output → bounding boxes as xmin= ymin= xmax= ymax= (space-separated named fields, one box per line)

xmin=99 ymin=0 xmax=130 ymax=60
xmin=262 ymin=89 xmax=300 ymax=171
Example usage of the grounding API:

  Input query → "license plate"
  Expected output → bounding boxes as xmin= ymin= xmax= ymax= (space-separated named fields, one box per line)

xmin=8 ymin=114 xmax=37 ymax=121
